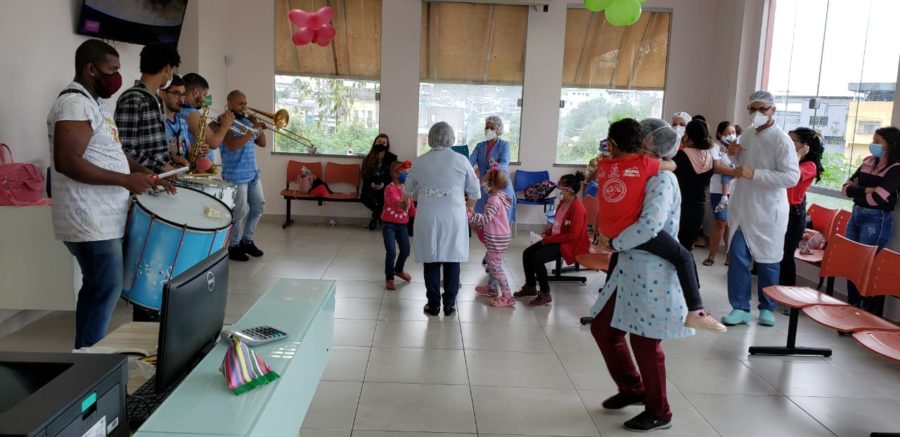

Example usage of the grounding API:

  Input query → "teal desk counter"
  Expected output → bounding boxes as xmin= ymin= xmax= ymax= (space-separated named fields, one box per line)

xmin=135 ymin=279 xmax=335 ymax=437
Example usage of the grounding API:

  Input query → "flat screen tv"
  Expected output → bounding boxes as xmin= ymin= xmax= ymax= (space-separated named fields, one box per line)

xmin=76 ymin=0 xmax=189 ymax=46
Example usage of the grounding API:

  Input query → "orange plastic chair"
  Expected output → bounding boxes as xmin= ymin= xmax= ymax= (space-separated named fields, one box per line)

xmin=807 ymin=204 xmax=836 ymax=234
xmin=281 ymin=161 xmax=323 ymax=228
xmin=576 ymin=249 xmax=612 ymax=272
xmin=853 ymin=330 xmax=900 ymax=361
xmin=794 ymin=206 xmax=845 ymax=288
xmin=803 ymin=247 xmax=900 ymax=334
xmin=829 ymin=209 xmax=851 ymax=240
xmin=750 ymin=234 xmax=871 ymax=357
xmin=324 ymin=162 xmax=361 ymax=200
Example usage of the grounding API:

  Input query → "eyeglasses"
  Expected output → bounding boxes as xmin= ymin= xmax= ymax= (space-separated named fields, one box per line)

xmin=747 ymin=106 xmax=771 ymax=112
xmin=163 ymin=90 xmax=186 ymax=98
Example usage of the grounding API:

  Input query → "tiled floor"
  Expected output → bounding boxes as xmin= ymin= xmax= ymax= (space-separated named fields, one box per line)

xmin=3 ymin=217 xmax=900 ymax=436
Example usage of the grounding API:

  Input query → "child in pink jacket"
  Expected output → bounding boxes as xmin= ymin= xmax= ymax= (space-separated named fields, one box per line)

xmin=467 ymin=167 xmax=514 ymax=307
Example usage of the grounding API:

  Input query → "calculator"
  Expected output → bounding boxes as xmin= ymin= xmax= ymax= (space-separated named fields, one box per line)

xmin=221 ymin=325 xmax=288 ymax=346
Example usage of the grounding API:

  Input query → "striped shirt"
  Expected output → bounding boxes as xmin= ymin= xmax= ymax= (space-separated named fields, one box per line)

xmin=115 ymin=81 xmax=171 ymax=173
xmin=843 ymin=156 xmax=900 ymax=211
xmin=468 ymin=192 xmax=512 ymax=253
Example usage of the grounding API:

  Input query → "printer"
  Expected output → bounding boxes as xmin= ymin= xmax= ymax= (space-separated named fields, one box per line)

xmin=0 ymin=352 xmax=127 ymax=437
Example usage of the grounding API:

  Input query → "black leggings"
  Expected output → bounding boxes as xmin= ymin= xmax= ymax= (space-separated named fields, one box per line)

xmin=779 ymin=204 xmax=806 ymax=286
xmin=607 ymin=230 xmax=704 ymax=311
xmin=677 ymin=202 xmax=706 ymax=251
xmin=523 ymin=242 xmax=562 ymax=294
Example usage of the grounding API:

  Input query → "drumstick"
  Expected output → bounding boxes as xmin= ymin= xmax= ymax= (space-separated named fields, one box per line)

xmin=152 ymin=166 xmax=189 ymax=181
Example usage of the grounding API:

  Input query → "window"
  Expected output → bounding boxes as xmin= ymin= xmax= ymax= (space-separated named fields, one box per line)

xmin=809 ymin=116 xmax=829 ymax=125
xmin=766 ymin=0 xmax=898 ymax=191
xmin=555 ymin=8 xmax=671 ymax=165
xmin=274 ymin=0 xmax=381 ymax=155
xmin=417 ymin=2 xmax=527 ymax=158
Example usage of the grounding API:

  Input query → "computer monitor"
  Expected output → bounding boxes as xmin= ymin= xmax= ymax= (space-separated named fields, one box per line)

xmin=154 ymin=248 xmax=229 ymax=394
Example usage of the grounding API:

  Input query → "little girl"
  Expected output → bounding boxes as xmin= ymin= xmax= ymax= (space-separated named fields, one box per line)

xmin=381 ymin=161 xmax=415 ymax=290
xmin=468 ymin=167 xmax=514 ymax=307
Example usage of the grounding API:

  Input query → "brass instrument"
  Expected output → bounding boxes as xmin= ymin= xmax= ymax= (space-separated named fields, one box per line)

xmin=206 ymin=108 xmax=261 ymax=137
xmin=187 ymin=104 xmax=217 ymax=176
xmin=245 ymin=107 xmax=316 ymax=152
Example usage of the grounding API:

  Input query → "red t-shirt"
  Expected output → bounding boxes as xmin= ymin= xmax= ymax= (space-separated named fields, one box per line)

xmin=594 ymin=154 xmax=660 ymax=238
xmin=787 ymin=161 xmax=817 ymax=205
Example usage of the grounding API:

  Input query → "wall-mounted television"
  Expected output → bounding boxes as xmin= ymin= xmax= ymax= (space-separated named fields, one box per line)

xmin=76 ymin=0 xmax=189 ymax=46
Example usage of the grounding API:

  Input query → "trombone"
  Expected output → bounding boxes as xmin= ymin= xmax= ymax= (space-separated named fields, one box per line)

xmin=205 ymin=108 xmax=261 ymax=137
xmin=245 ymin=107 xmax=316 ymax=152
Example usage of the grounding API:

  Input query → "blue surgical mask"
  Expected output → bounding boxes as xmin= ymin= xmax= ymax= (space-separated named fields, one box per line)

xmin=869 ymin=143 xmax=884 ymax=158
xmin=398 ymin=173 xmax=408 ymax=184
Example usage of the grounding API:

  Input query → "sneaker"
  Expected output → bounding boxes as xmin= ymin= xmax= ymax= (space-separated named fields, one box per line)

xmin=475 ymin=284 xmax=499 ymax=297
xmin=228 ymin=246 xmax=249 ymax=262
xmin=423 ymin=304 xmax=440 ymax=317
xmin=240 ymin=240 xmax=264 ymax=257
xmin=685 ymin=311 xmax=727 ymax=333
xmin=490 ymin=296 xmax=516 ymax=308
xmin=758 ymin=309 xmax=776 ymax=327
xmin=444 ymin=306 xmax=456 ymax=316
xmin=514 ymin=284 xmax=538 ymax=298
xmin=395 ymin=271 xmax=412 ymax=282
xmin=623 ymin=411 xmax=672 ymax=432
xmin=602 ymin=393 xmax=644 ymax=409
xmin=721 ymin=309 xmax=751 ymax=326
xmin=529 ymin=293 xmax=552 ymax=307
xmin=385 ymin=280 xmax=396 ymax=291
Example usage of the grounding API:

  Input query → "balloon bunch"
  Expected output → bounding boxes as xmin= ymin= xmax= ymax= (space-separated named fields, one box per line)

xmin=584 ymin=0 xmax=645 ymax=26
xmin=289 ymin=6 xmax=336 ymax=47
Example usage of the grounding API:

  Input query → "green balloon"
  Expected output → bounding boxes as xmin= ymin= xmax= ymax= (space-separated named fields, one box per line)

xmin=584 ymin=0 xmax=612 ymax=13
xmin=606 ymin=0 xmax=641 ymax=26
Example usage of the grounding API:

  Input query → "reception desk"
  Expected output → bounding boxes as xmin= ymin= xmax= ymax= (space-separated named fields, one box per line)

xmin=135 ymin=279 xmax=335 ymax=437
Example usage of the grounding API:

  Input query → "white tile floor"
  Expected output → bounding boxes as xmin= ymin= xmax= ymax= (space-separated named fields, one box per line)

xmin=2 ymin=217 xmax=900 ymax=436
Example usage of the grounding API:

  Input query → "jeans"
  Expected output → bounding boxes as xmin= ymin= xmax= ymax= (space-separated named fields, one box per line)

xmin=382 ymin=222 xmax=410 ymax=280
xmin=779 ymin=203 xmax=807 ymax=286
xmin=727 ymin=228 xmax=779 ymax=311
xmin=591 ymin=295 xmax=671 ymax=420
xmin=522 ymin=242 xmax=562 ymax=294
xmin=64 ymin=239 xmax=124 ymax=349
xmin=230 ymin=174 xmax=266 ymax=247
xmin=677 ymin=201 xmax=706 ymax=251
xmin=845 ymin=205 xmax=894 ymax=316
xmin=424 ymin=262 xmax=460 ymax=309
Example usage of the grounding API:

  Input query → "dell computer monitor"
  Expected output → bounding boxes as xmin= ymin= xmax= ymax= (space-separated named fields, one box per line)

xmin=155 ymin=248 xmax=229 ymax=394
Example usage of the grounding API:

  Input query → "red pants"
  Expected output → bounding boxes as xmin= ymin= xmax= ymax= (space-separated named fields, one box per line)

xmin=590 ymin=294 xmax=671 ymax=420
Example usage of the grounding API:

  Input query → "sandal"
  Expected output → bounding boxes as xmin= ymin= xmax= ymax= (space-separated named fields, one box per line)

xmin=702 ymin=258 xmax=715 ymax=266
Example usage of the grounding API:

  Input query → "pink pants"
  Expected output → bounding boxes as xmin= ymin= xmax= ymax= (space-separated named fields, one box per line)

xmin=485 ymin=251 xmax=511 ymax=298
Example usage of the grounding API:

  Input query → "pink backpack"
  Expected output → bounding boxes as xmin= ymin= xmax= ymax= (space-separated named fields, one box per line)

xmin=0 ymin=144 xmax=50 ymax=206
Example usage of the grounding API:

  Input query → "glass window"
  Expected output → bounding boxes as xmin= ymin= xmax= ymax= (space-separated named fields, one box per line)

xmin=274 ymin=0 xmax=381 ymax=155
xmin=417 ymin=2 xmax=528 ymax=158
xmin=555 ymin=8 xmax=671 ymax=165
xmin=274 ymin=76 xmax=380 ymax=155
xmin=767 ymin=0 xmax=898 ymax=191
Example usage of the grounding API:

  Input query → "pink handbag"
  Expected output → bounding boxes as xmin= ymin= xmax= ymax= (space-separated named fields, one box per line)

xmin=297 ymin=174 xmax=315 ymax=194
xmin=0 ymin=144 xmax=50 ymax=206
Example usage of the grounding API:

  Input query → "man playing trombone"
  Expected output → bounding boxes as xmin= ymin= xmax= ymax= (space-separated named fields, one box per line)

xmin=219 ymin=90 xmax=266 ymax=261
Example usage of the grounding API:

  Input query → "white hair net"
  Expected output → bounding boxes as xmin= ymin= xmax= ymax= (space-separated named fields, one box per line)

xmin=640 ymin=118 xmax=679 ymax=159
xmin=485 ymin=115 xmax=504 ymax=135
xmin=672 ymin=111 xmax=692 ymax=124
xmin=428 ymin=122 xmax=455 ymax=149
xmin=749 ymin=90 xmax=775 ymax=107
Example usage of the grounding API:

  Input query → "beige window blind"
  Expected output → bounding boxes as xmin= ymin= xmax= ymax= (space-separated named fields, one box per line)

xmin=275 ymin=0 xmax=382 ymax=79
xmin=562 ymin=8 xmax=670 ymax=90
xmin=419 ymin=2 xmax=528 ymax=85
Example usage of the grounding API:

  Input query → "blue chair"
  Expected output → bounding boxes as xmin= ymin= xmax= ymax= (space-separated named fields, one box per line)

xmin=451 ymin=145 xmax=470 ymax=158
xmin=513 ymin=169 xmax=555 ymax=236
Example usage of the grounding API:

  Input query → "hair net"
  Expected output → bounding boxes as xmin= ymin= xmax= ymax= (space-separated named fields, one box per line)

xmin=485 ymin=115 xmax=504 ymax=135
xmin=640 ymin=118 xmax=679 ymax=159
xmin=428 ymin=122 xmax=455 ymax=149
xmin=749 ymin=90 xmax=775 ymax=107
xmin=672 ymin=111 xmax=692 ymax=124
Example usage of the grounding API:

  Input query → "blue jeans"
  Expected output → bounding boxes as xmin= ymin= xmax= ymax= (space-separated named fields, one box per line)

xmin=230 ymin=175 xmax=266 ymax=247
xmin=64 ymin=239 xmax=123 ymax=349
xmin=424 ymin=262 xmax=460 ymax=309
xmin=845 ymin=205 xmax=893 ymax=316
xmin=382 ymin=222 xmax=410 ymax=280
xmin=727 ymin=228 xmax=779 ymax=312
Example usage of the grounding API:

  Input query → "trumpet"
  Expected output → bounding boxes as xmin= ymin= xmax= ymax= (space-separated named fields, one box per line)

xmin=245 ymin=107 xmax=316 ymax=152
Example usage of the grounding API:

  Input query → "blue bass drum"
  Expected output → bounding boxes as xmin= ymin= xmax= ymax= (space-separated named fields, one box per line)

xmin=122 ymin=187 xmax=233 ymax=310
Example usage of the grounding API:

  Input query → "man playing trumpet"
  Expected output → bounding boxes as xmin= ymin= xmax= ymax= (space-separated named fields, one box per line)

xmin=219 ymin=90 xmax=266 ymax=261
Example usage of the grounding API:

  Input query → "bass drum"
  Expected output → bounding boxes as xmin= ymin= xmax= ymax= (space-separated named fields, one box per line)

xmin=122 ymin=187 xmax=233 ymax=311
xmin=175 ymin=176 xmax=237 ymax=209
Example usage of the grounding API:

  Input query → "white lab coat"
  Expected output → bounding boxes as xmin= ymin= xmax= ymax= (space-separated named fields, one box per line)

xmin=727 ymin=124 xmax=800 ymax=263
xmin=406 ymin=147 xmax=481 ymax=263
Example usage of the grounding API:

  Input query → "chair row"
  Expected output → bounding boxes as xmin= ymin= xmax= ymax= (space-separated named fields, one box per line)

xmin=281 ymin=161 xmax=362 ymax=229
xmin=795 ymin=204 xmax=851 ymax=290
xmin=751 ymin=233 xmax=899 ymax=360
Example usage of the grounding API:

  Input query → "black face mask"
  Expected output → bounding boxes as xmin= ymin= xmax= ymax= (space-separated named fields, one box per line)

xmin=373 ymin=143 xmax=388 ymax=152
